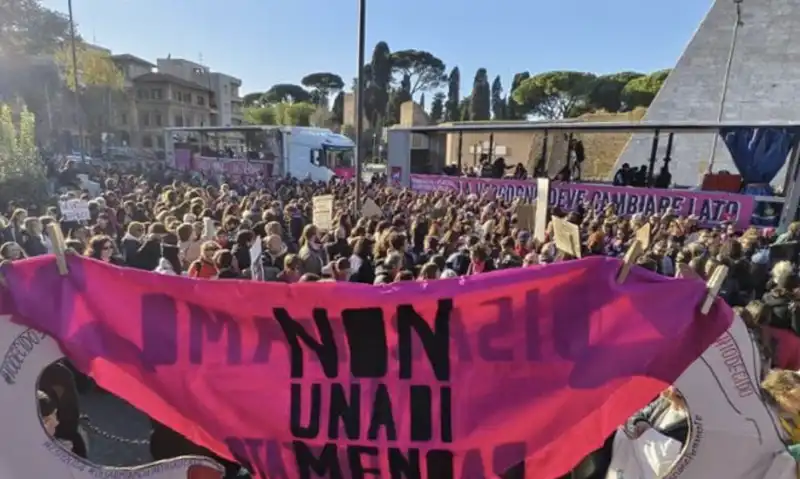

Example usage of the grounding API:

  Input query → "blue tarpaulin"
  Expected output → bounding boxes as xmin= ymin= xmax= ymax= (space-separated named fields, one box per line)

xmin=720 ymin=127 xmax=798 ymax=196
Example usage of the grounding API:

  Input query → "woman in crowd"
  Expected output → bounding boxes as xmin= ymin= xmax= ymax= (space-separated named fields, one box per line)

xmin=85 ymin=235 xmax=121 ymax=265
xmin=188 ymin=241 xmax=220 ymax=279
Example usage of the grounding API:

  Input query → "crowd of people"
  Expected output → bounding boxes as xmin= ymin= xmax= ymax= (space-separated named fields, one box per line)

xmin=4 ymin=159 xmax=800 ymax=478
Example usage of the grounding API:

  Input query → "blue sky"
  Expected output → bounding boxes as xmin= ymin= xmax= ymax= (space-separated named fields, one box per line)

xmin=41 ymin=0 xmax=712 ymax=97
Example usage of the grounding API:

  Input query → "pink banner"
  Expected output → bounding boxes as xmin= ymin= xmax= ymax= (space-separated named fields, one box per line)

xmin=410 ymin=174 xmax=757 ymax=229
xmin=0 ymin=255 xmax=731 ymax=479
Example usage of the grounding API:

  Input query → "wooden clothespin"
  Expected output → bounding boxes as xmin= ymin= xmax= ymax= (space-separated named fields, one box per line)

xmin=700 ymin=264 xmax=728 ymax=315
xmin=616 ymin=239 xmax=643 ymax=284
xmin=46 ymin=223 xmax=69 ymax=276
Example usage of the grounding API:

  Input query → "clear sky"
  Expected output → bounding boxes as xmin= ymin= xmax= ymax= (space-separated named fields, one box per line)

xmin=40 ymin=0 xmax=712 ymax=96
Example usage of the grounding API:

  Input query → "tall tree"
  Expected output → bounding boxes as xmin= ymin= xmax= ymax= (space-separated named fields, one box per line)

xmin=491 ymin=75 xmax=506 ymax=120
xmin=387 ymin=74 xmax=412 ymax=125
xmin=390 ymin=49 xmax=446 ymax=94
xmin=368 ymin=41 xmax=392 ymax=126
xmin=512 ymin=71 xmax=596 ymax=119
xmin=429 ymin=92 xmax=445 ymax=123
xmin=54 ymin=43 xmax=124 ymax=91
xmin=506 ymin=71 xmax=530 ymax=120
xmin=444 ymin=67 xmax=460 ymax=122
xmin=262 ymin=83 xmax=311 ymax=104
xmin=620 ymin=69 xmax=671 ymax=110
xmin=242 ymin=92 xmax=266 ymax=107
xmin=587 ymin=72 xmax=644 ymax=112
xmin=331 ymin=91 xmax=345 ymax=125
xmin=459 ymin=96 xmax=471 ymax=121
xmin=300 ymin=72 xmax=344 ymax=107
xmin=0 ymin=0 xmax=72 ymax=55
xmin=469 ymin=68 xmax=491 ymax=121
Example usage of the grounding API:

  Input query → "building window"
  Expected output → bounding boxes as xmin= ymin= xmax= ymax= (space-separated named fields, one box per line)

xmin=142 ymin=135 xmax=153 ymax=148
xmin=224 ymin=85 xmax=228 ymax=93
xmin=174 ymin=115 xmax=183 ymax=127
xmin=120 ymin=113 xmax=127 ymax=125
xmin=156 ymin=135 xmax=165 ymax=149
xmin=186 ymin=116 xmax=193 ymax=127
xmin=141 ymin=112 xmax=150 ymax=127
xmin=173 ymin=91 xmax=181 ymax=102
xmin=183 ymin=92 xmax=192 ymax=103
xmin=151 ymin=89 xmax=163 ymax=100
xmin=197 ymin=95 xmax=205 ymax=106
xmin=154 ymin=113 xmax=162 ymax=127
xmin=137 ymin=89 xmax=150 ymax=100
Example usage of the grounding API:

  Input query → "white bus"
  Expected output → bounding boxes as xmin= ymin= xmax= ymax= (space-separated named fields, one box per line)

xmin=163 ymin=125 xmax=355 ymax=183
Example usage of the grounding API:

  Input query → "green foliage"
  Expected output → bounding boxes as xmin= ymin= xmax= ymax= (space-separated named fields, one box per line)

xmin=331 ymin=91 xmax=345 ymax=124
xmin=367 ymin=41 xmax=392 ymax=127
xmin=242 ymin=92 xmax=264 ymax=107
xmin=390 ymin=49 xmax=446 ymax=94
xmin=262 ymin=83 xmax=311 ymax=104
xmin=243 ymin=101 xmax=316 ymax=126
xmin=387 ymin=74 xmax=412 ymax=125
xmin=469 ymin=68 xmax=491 ymax=121
xmin=429 ymin=92 xmax=445 ymax=123
xmin=459 ymin=96 xmax=471 ymax=121
xmin=620 ymin=69 xmax=671 ymax=110
xmin=491 ymin=75 xmax=506 ymax=120
xmin=512 ymin=71 xmax=596 ymax=119
xmin=54 ymin=43 xmax=124 ymax=92
xmin=0 ymin=104 xmax=48 ymax=205
xmin=506 ymin=72 xmax=530 ymax=120
xmin=0 ymin=0 xmax=72 ymax=55
xmin=445 ymin=67 xmax=460 ymax=122
xmin=301 ymin=72 xmax=344 ymax=106
xmin=587 ymin=72 xmax=644 ymax=112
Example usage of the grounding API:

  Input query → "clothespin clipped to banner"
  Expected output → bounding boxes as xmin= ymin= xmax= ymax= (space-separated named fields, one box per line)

xmin=615 ymin=239 xmax=643 ymax=284
xmin=46 ymin=223 xmax=69 ymax=275
xmin=700 ymin=264 xmax=728 ymax=315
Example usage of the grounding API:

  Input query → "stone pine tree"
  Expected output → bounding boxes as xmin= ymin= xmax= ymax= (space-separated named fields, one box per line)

xmin=445 ymin=67 xmax=460 ymax=121
xmin=470 ymin=68 xmax=491 ymax=121
xmin=491 ymin=75 xmax=506 ymax=120
xmin=429 ymin=92 xmax=445 ymax=123
xmin=506 ymin=71 xmax=530 ymax=119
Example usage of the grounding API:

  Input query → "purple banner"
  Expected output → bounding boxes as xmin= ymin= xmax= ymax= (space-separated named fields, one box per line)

xmin=410 ymin=174 xmax=756 ymax=230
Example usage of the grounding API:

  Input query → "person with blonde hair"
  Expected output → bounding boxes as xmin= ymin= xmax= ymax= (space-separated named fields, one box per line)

xmin=762 ymin=369 xmax=800 ymax=457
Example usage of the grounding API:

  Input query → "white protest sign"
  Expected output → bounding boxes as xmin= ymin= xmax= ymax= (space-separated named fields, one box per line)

xmin=0 ymin=315 xmax=224 ymax=479
xmin=249 ymin=238 xmax=263 ymax=281
xmin=607 ymin=315 xmax=796 ymax=479
xmin=58 ymin=199 xmax=90 ymax=222
xmin=534 ymin=178 xmax=549 ymax=243
xmin=312 ymin=194 xmax=334 ymax=231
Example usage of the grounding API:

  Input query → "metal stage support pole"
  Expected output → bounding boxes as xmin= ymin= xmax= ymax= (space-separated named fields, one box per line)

xmin=354 ymin=0 xmax=366 ymax=212
xmin=68 ymin=0 xmax=85 ymax=163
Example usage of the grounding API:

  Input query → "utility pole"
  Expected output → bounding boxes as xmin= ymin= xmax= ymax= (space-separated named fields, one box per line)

xmin=68 ymin=0 xmax=86 ymax=162
xmin=354 ymin=0 xmax=366 ymax=212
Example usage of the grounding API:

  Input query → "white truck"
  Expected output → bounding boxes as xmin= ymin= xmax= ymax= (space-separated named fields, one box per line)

xmin=163 ymin=125 xmax=355 ymax=182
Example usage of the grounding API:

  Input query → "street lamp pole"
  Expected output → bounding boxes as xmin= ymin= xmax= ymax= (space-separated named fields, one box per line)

xmin=67 ymin=0 xmax=86 ymax=162
xmin=354 ymin=0 xmax=366 ymax=213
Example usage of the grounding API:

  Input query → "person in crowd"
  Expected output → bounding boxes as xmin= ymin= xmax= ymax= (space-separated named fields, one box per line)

xmin=155 ymin=244 xmax=182 ymax=275
xmin=261 ymin=234 xmax=288 ymax=281
xmin=188 ymin=241 xmax=220 ymax=279
xmin=231 ymin=229 xmax=256 ymax=272
xmin=213 ymin=249 xmax=239 ymax=279
xmin=131 ymin=234 xmax=162 ymax=271
xmin=85 ymin=235 xmax=121 ymax=265
xmin=613 ymin=163 xmax=631 ymax=186
xmin=277 ymin=254 xmax=302 ymax=283
xmin=20 ymin=216 xmax=47 ymax=257
xmin=0 ymin=241 xmax=26 ymax=261
xmin=177 ymin=222 xmax=202 ymax=267
xmin=298 ymin=224 xmax=326 ymax=276
xmin=120 ymin=221 xmax=145 ymax=265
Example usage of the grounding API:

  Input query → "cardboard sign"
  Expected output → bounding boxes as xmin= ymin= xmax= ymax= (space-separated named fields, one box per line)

xmin=0 ymin=254 xmax=731 ymax=479
xmin=249 ymin=238 xmax=263 ymax=281
xmin=312 ymin=194 xmax=334 ymax=231
xmin=0 ymin=315 xmax=224 ymax=479
xmin=607 ymin=315 xmax=797 ymax=479
xmin=534 ymin=178 xmax=550 ymax=243
xmin=552 ymin=217 xmax=581 ymax=258
xmin=515 ymin=204 xmax=536 ymax=232
xmin=58 ymin=199 xmax=90 ymax=222
xmin=635 ymin=223 xmax=652 ymax=251
xmin=360 ymin=197 xmax=382 ymax=218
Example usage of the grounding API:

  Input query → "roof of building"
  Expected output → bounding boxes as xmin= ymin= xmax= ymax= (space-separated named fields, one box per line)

xmin=132 ymin=72 xmax=211 ymax=91
xmin=111 ymin=53 xmax=155 ymax=68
